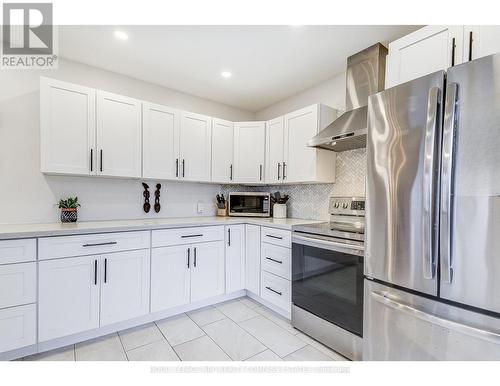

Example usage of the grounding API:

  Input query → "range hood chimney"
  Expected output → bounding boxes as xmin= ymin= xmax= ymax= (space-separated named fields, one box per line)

xmin=308 ymin=43 xmax=387 ymax=152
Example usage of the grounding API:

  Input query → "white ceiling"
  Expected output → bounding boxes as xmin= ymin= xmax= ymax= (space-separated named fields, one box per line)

xmin=59 ymin=25 xmax=420 ymax=112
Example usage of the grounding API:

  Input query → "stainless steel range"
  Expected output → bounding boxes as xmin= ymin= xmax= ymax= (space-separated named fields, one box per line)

xmin=291 ymin=196 xmax=365 ymax=360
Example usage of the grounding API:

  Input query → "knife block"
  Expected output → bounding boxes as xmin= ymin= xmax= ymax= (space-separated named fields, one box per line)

xmin=216 ymin=203 xmax=228 ymax=217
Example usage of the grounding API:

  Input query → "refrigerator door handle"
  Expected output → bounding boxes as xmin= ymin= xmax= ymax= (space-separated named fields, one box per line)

xmin=371 ymin=291 xmax=500 ymax=345
xmin=422 ymin=86 xmax=440 ymax=280
xmin=440 ymin=82 xmax=458 ymax=284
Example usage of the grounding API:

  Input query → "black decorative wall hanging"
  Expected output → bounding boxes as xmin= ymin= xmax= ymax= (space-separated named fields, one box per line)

xmin=154 ymin=184 xmax=162 ymax=213
xmin=142 ymin=183 xmax=151 ymax=213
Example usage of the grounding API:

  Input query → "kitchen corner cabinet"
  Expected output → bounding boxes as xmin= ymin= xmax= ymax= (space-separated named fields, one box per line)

xmin=96 ymin=91 xmax=142 ymax=178
xmin=225 ymin=225 xmax=245 ymax=293
xmin=268 ymin=104 xmax=336 ymax=184
xmin=234 ymin=121 xmax=266 ymax=184
xmin=211 ymin=118 xmax=234 ymax=183
xmin=245 ymin=224 xmax=261 ymax=295
xmin=178 ymin=111 xmax=212 ymax=182
xmin=142 ymin=102 xmax=180 ymax=180
xmin=40 ymin=77 xmax=96 ymax=175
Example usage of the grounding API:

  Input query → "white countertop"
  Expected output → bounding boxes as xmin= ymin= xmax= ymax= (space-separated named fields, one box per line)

xmin=0 ymin=216 xmax=324 ymax=239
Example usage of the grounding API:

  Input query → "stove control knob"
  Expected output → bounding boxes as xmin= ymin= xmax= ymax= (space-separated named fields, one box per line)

xmin=343 ymin=203 xmax=349 ymax=209
xmin=334 ymin=202 xmax=339 ymax=208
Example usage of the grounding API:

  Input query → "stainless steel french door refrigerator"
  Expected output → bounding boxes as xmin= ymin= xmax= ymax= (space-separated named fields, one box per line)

xmin=364 ymin=53 xmax=500 ymax=360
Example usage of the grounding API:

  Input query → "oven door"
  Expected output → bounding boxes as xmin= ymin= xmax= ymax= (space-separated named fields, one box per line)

xmin=292 ymin=233 xmax=364 ymax=337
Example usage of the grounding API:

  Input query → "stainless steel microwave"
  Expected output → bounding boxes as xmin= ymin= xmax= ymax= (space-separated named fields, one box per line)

xmin=228 ymin=192 xmax=271 ymax=217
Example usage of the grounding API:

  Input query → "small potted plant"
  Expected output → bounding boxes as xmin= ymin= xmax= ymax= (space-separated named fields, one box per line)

xmin=271 ymin=192 xmax=290 ymax=219
xmin=58 ymin=196 xmax=81 ymax=223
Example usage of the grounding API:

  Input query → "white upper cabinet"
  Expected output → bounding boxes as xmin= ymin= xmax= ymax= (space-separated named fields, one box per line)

xmin=142 ymin=102 xmax=180 ymax=180
xmin=234 ymin=121 xmax=266 ymax=184
xmin=463 ymin=26 xmax=500 ymax=62
xmin=385 ymin=26 xmax=464 ymax=88
xmin=179 ymin=111 xmax=212 ymax=182
xmin=283 ymin=104 xmax=337 ymax=184
xmin=211 ymin=118 xmax=234 ymax=183
xmin=40 ymin=77 xmax=96 ymax=175
xmin=96 ymin=91 xmax=142 ymax=178
xmin=265 ymin=116 xmax=285 ymax=184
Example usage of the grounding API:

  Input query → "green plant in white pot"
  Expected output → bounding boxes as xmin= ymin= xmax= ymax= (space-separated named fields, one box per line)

xmin=58 ymin=196 xmax=80 ymax=223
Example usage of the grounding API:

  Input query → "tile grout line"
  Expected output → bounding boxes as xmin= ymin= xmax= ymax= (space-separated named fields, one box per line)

xmin=116 ymin=332 xmax=130 ymax=361
xmin=153 ymin=319 xmax=182 ymax=361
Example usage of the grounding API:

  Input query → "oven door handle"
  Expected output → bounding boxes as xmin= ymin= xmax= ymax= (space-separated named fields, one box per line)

xmin=292 ymin=234 xmax=364 ymax=256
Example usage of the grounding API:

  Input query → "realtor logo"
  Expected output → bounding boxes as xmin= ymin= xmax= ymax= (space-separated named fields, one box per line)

xmin=2 ymin=3 xmax=58 ymax=69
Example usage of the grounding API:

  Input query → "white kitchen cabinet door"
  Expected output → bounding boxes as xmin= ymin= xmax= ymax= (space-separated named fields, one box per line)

xmin=38 ymin=255 xmax=100 ymax=342
xmin=142 ymin=102 xmax=180 ymax=180
xmin=0 ymin=304 xmax=36 ymax=353
xmin=225 ymin=225 xmax=245 ymax=293
xmin=283 ymin=104 xmax=336 ymax=184
xmin=179 ymin=111 xmax=212 ymax=182
xmin=265 ymin=116 xmax=284 ymax=184
xmin=96 ymin=91 xmax=142 ymax=178
xmin=245 ymin=224 xmax=261 ymax=295
xmin=385 ymin=26 xmax=464 ymax=88
xmin=40 ymin=77 xmax=96 ymax=175
xmin=234 ymin=122 xmax=266 ymax=183
xmin=151 ymin=245 xmax=190 ymax=313
xmin=190 ymin=241 xmax=225 ymax=303
xmin=100 ymin=249 xmax=150 ymax=326
xmin=211 ymin=118 xmax=234 ymax=183
xmin=463 ymin=26 xmax=500 ymax=62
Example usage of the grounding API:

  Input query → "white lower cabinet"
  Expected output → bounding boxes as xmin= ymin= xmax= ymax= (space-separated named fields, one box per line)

xmin=260 ymin=270 xmax=291 ymax=312
xmin=0 ymin=262 xmax=36 ymax=309
xmin=39 ymin=255 xmax=100 ymax=342
xmin=151 ymin=245 xmax=191 ymax=312
xmin=190 ymin=241 xmax=225 ymax=303
xmin=0 ymin=304 xmax=36 ymax=353
xmin=225 ymin=225 xmax=245 ymax=293
xmin=100 ymin=250 xmax=150 ymax=326
xmin=245 ymin=224 xmax=261 ymax=295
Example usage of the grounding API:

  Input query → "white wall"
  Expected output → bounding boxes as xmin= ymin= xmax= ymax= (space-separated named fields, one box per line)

xmin=255 ymin=72 xmax=346 ymax=120
xmin=0 ymin=59 xmax=254 ymax=224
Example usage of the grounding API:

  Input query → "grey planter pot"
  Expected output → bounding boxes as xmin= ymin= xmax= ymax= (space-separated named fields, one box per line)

xmin=61 ymin=209 xmax=78 ymax=223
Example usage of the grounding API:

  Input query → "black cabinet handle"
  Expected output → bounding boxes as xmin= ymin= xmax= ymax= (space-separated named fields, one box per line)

xmin=230 ymin=164 xmax=233 ymax=181
xmin=176 ymin=158 xmax=179 ymax=177
xmin=277 ymin=163 xmax=281 ymax=180
xmin=266 ymin=256 xmax=283 ymax=264
xmin=181 ymin=234 xmax=203 ymax=238
xmin=187 ymin=247 xmax=190 ymax=268
xmin=283 ymin=162 xmax=286 ymax=180
xmin=182 ymin=159 xmax=185 ymax=177
xmin=228 ymin=228 xmax=231 ymax=246
xmin=100 ymin=149 xmax=103 ymax=172
xmin=265 ymin=286 xmax=282 ymax=296
xmin=194 ymin=247 xmax=197 ymax=267
xmin=266 ymin=234 xmax=283 ymax=240
xmin=104 ymin=258 xmax=108 ymax=283
xmin=451 ymin=37 xmax=456 ymax=66
xmin=83 ymin=241 xmax=117 ymax=247
xmin=468 ymin=31 xmax=473 ymax=61
xmin=259 ymin=164 xmax=262 ymax=181
xmin=94 ymin=259 xmax=97 ymax=285
xmin=90 ymin=149 xmax=93 ymax=172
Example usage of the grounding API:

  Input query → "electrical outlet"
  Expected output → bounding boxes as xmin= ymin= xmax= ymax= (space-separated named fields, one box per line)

xmin=197 ymin=202 xmax=204 ymax=214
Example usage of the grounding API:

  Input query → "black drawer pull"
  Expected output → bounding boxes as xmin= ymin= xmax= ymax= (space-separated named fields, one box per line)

xmin=181 ymin=234 xmax=203 ymax=238
xmin=83 ymin=241 xmax=117 ymax=247
xmin=94 ymin=259 xmax=97 ymax=285
xmin=265 ymin=286 xmax=282 ymax=296
xmin=266 ymin=234 xmax=283 ymax=240
xmin=104 ymin=258 xmax=108 ymax=283
xmin=266 ymin=256 xmax=283 ymax=264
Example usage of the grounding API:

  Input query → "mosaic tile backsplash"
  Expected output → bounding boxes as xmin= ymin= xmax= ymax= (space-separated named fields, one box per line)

xmin=221 ymin=148 xmax=366 ymax=220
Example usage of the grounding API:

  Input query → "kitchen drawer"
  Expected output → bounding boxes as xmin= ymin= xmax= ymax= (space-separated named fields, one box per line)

xmin=0 ymin=239 xmax=36 ymax=265
xmin=260 ymin=271 xmax=291 ymax=312
xmin=38 ymin=231 xmax=150 ymax=260
xmin=261 ymin=243 xmax=291 ymax=280
xmin=0 ymin=304 xmax=36 ymax=353
xmin=152 ymin=226 xmax=224 ymax=247
xmin=261 ymin=227 xmax=291 ymax=248
xmin=0 ymin=262 xmax=36 ymax=309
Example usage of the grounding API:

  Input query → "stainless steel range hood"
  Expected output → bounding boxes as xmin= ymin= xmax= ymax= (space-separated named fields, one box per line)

xmin=308 ymin=43 xmax=387 ymax=152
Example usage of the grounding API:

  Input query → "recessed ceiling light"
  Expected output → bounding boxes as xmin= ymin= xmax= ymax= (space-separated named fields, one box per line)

xmin=114 ymin=30 xmax=128 ymax=41
xmin=221 ymin=71 xmax=232 ymax=79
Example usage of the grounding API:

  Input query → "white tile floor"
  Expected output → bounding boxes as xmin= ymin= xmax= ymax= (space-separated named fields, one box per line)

xmin=22 ymin=297 xmax=348 ymax=362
